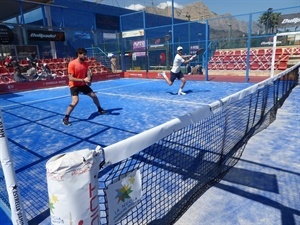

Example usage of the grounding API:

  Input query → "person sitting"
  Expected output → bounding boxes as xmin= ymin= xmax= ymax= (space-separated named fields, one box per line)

xmin=197 ymin=64 xmax=203 ymax=75
xmin=38 ymin=63 xmax=56 ymax=80
xmin=4 ymin=55 xmax=13 ymax=68
xmin=10 ymin=58 xmax=28 ymax=82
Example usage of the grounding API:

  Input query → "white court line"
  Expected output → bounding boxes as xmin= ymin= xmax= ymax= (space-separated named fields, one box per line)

xmin=1 ymin=79 xmax=208 ymax=108
xmin=95 ymin=79 xmax=160 ymax=91
xmin=97 ymin=92 xmax=208 ymax=106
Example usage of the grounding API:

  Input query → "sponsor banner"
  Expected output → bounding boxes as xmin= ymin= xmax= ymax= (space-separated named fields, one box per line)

xmin=103 ymin=33 xmax=117 ymax=40
xmin=278 ymin=13 xmax=300 ymax=28
xmin=0 ymin=25 xmax=14 ymax=44
xmin=46 ymin=149 xmax=101 ymax=225
xmin=0 ymin=78 xmax=68 ymax=94
xmin=133 ymin=40 xmax=146 ymax=51
xmin=124 ymin=72 xmax=145 ymax=78
xmin=106 ymin=170 xmax=142 ymax=225
xmin=132 ymin=52 xmax=146 ymax=60
xmin=0 ymin=74 xmax=124 ymax=94
xmin=27 ymin=30 xmax=65 ymax=41
xmin=122 ymin=29 xmax=144 ymax=38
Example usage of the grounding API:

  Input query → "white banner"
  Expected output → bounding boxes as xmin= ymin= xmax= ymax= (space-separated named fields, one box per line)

xmin=122 ymin=29 xmax=144 ymax=38
xmin=0 ymin=109 xmax=28 ymax=225
xmin=106 ymin=170 xmax=142 ymax=224
xmin=46 ymin=149 xmax=101 ymax=225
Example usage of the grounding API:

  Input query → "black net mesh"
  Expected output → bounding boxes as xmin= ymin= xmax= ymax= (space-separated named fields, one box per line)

xmin=97 ymin=66 xmax=299 ymax=225
xmin=0 ymin=65 xmax=298 ymax=225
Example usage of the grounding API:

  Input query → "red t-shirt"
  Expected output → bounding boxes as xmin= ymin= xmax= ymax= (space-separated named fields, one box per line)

xmin=68 ymin=59 xmax=89 ymax=88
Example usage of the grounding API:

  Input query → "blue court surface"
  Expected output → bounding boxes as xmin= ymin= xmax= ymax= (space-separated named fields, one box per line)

xmin=175 ymin=85 xmax=300 ymax=225
xmin=0 ymin=78 xmax=299 ymax=225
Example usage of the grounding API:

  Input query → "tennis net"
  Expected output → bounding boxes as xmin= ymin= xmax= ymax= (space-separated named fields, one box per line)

xmin=99 ymin=63 xmax=299 ymax=225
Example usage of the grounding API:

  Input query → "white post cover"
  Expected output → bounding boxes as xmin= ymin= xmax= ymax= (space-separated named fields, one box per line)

xmin=0 ymin=109 xmax=28 ymax=225
xmin=106 ymin=169 xmax=142 ymax=224
xmin=46 ymin=148 xmax=101 ymax=225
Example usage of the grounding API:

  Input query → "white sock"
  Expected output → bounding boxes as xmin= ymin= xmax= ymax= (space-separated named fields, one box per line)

xmin=179 ymin=88 xmax=183 ymax=93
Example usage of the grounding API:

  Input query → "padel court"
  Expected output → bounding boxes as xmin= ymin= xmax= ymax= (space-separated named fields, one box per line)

xmin=0 ymin=77 xmax=299 ymax=225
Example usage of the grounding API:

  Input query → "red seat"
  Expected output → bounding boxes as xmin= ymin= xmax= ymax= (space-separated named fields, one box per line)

xmin=292 ymin=47 xmax=300 ymax=55
xmin=280 ymin=55 xmax=290 ymax=62
xmin=284 ymin=48 xmax=293 ymax=55
xmin=227 ymin=50 xmax=234 ymax=56
xmin=274 ymin=55 xmax=281 ymax=62
xmin=213 ymin=63 xmax=221 ymax=70
xmin=259 ymin=62 xmax=271 ymax=70
xmin=241 ymin=49 xmax=247 ymax=55
xmin=275 ymin=48 xmax=283 ymax=55
xmin=257 ymin=49 xmax=265 ymax=55
xmin=226 ymin=63 xmax=235 ymax=70
xmin=248 ymin=49 xmax=257 ymax=55
xmin=0 ymin=66 xmax=14 ymax=83
xmin=277 ymin=61 xmax=287 ymax=70
xmin=250 ymin=62 xmax=259 ymax=70
xmin=213 ymin=50 xmax=220 ymax=56
xmin=265 ymin=48 xmax=273 ymax=55
xmin=219 ymin=63 xmax=227 ymax=70
xmin=0 ymin=66 xmax=9 ymax=75
xmin=223 ymin=56 xmax=231 ymax=63
xmin=234 ymin=50 xmax=241 ymax=55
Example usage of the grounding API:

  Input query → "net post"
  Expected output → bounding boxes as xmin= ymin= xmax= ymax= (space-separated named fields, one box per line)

xmin=0 ymin=109 xmax=28 ymax=225
xmin=270 ymin=34 xmax=277 ymax=77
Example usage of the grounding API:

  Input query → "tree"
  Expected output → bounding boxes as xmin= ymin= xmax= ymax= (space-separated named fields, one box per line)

xmin=259 ymin=8 xmax=281 ymax=34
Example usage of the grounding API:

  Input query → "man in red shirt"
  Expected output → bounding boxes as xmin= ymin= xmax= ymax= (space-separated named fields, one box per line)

xmin=62 ymin=48 xmax=106 ymax=126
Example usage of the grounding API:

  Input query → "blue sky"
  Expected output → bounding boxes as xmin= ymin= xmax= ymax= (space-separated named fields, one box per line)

xmin=92 ymin=0 xmax=299 ymax=15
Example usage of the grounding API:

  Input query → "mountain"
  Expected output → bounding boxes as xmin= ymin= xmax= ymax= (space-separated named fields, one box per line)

xmin=143 ymin=1 xmax=261 ymax=38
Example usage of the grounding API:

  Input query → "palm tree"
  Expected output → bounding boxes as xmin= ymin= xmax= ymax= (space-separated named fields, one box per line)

xmin=259 ymin=8 xmax=281 ymax=34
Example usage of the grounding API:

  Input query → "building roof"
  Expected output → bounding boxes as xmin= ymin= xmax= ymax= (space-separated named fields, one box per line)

xmin=0 ymin=0 xmax=52 ymax=22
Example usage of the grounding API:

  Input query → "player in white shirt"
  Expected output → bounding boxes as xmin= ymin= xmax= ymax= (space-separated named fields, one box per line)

xmin=159 ymin=46 xmax=196 ymax=95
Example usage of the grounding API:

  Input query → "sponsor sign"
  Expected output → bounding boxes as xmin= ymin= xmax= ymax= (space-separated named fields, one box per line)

xmin=106 ymin=170 xmax=142 ymax=224
xmin=27 ymin=30 xmax=65 ymax=41
xmin=0 ymin=25 xmax=14 ymax=44
xmin=133 ymin=40 xmax=145 ymax=51
xmin=103 ymin=33 xmax=117 ymax=40
xmin=122 ymin=29 xmax=144 ymax=38
xmin=46 ymin=149 xmax=101 ymax=225
xmin=278 ymin=13 xmax=300 ymax=28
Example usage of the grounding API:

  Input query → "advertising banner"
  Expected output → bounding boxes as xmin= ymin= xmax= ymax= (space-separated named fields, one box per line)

xmin=106 ymin=170 xmax=142 ymax=224
xmin=27 ymin=30 xmax=65 ymax=41
xmin=46 ymin=149 xmax=101 ymax=225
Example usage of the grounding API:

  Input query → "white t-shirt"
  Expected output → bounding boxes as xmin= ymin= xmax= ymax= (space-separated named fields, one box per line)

xmin=171 ymin=54 xmax=185 ymax=73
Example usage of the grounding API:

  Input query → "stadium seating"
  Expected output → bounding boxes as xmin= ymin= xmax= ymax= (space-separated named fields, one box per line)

xmin=0 ymin=57 xmax=110 ymax=83
xmin=208 ymin=46 xmax=299 ymax=72
xmin=0 ymin=66 xmax=14 ymax=84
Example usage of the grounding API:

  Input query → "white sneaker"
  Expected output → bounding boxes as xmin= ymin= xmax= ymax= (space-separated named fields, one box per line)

xmin=178 ymin=91 xmax=186 ymax=95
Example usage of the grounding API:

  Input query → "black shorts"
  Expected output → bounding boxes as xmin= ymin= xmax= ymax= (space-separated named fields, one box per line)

xmin=170 ymin=71 xmax=184 ymax=83
xmin=70 ymin=85 xmax=93 ymax=96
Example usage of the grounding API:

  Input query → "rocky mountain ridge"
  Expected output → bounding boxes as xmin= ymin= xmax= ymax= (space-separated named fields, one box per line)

xmin=144 ymin=1 xmax=261 ymax=36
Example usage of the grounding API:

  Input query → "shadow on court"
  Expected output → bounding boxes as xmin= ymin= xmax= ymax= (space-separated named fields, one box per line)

xmin=0 ymin=79 xmax=298 ymax=225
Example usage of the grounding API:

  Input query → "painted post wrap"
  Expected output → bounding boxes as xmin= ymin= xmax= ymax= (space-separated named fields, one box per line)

xmin=46 ymin=148 xmax=101 ymax=225
xmin=0 ymin=109 xmax=28 ymax=225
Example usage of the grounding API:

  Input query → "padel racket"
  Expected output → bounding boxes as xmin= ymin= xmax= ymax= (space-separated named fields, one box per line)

xmin=190 ymin=48 xmax=204 ymax=60
xmin=193 ymin=48 xmax=204 ymax=57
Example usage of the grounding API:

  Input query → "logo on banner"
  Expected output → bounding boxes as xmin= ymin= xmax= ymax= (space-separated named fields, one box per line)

xmin=27 ymin=30 xmax=65 ymax=41
xmin=106 ymin=170 xmax=142 ymax=224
